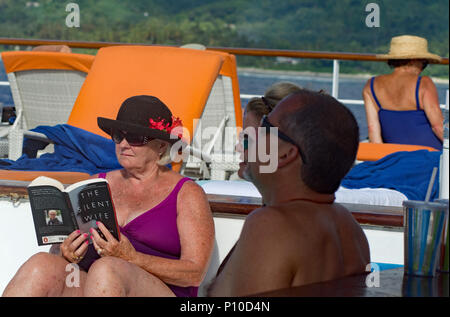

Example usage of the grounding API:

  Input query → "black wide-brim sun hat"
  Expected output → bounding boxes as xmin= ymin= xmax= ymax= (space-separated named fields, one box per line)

xmin=97 ymin=95 xmax=184 ymax=145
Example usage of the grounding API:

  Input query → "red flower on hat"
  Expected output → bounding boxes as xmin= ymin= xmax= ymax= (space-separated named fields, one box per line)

xmin=149 ymin=116 xmax=183 ymax=139
xmin=149 ymin=117 xmax=169 ymax=131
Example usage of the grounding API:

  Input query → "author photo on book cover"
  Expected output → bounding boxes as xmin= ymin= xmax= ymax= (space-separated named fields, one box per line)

xmin=45 ymin=210 xmax=63 ymax=226
xmin=2 ymin=95 xmax=215 ymax=297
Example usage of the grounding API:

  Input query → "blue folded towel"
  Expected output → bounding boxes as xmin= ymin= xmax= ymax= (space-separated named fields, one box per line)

xmin=0 ymin=124 xmax=122 ymax=175
xmin=341 ymin=150 xmax=441 ymax=201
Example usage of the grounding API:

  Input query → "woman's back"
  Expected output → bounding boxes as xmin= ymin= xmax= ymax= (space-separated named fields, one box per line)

xmin=363 ymin=35 xmax=444 ymax=149
xmin=365 ymin=71 xmax=443 ymax=150
xmin=372 ymin=73 xmax=422 ymax=110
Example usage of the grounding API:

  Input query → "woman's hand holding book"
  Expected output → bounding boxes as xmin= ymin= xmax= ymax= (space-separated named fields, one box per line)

xmin=60 ymin=230 xmax=89 ymax=263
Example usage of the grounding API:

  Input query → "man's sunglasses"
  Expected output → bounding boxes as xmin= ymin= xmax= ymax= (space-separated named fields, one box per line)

xmin=111 ymin=129 xmax=152 ymax=146
xmin=241 ymin=133 xmax=249 ymax=151
xmin=260 ymin=115 xmax=307 ymax=164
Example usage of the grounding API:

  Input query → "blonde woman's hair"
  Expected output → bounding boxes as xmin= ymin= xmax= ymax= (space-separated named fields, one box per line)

xmin=245 ymin=81 xmax=302 ymax=120
xmin=263 ymin=81 xmax=302 ymax=110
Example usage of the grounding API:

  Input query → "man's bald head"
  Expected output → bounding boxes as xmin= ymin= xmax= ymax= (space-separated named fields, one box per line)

xmin=270 ymin=89 xmax=359 ymax=194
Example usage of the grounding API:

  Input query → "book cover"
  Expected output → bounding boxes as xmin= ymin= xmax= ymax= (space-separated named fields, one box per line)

xmin=28 ymin=176 xmax=120 ymax=246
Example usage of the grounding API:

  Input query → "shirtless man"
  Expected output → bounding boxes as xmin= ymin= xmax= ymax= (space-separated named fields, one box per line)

xmin=208 ymin=90 xmax=370 ymax=296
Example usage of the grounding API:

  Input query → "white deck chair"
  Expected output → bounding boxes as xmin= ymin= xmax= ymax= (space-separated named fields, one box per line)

xmin=180 ymin=44 xmax=242 ymax=180
xmin=0 ymin=51 xmax=94 ymax=160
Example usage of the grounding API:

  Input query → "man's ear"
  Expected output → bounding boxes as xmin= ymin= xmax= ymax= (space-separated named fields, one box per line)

xmin=277 ymin=144 xmax=299 ymax=169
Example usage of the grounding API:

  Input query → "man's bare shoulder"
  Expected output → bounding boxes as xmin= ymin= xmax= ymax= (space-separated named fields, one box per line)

xmin=265 ymin=201 xmax=369 ymax=283
xmin=243 ymin=205 xmax=297 ymax=236
xmin=247 ymin=201 xmax=331 ymax=227
xmin=244 ymin=201 xmax=363 ymax=251
xmin=241 ymin=203 xmax=317 ymax=248
xmin=208 ymin=201 xmax=368 ymax=296
xmin=254 ymin=201 xmax=363 ymax=245
xmin=208 ymin=205 xmax=301 ymax=296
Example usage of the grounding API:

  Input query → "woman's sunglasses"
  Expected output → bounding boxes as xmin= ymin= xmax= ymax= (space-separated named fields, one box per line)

xmin=111 ymin=129 xmax=152 ymax=146
xmin=260 ymin=115 xmax=307 ymax=164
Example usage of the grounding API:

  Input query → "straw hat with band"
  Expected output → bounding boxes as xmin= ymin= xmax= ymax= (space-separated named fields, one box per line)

xmin=97 ymin=95 xmax=184 ymax=145
xmin=376 ymin=35 xmax=442 ymax=64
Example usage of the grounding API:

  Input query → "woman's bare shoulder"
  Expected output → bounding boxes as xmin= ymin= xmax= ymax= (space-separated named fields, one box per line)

xmin=177 ymin=178 xmax=206 ymax=199
xmin=420 ymin=75 xmax=437 ymax=88
xmin=362 ymin=78 xmax=372 ymax=92
xmin=176 ymin=179 xmax=212 ymax=222
xmin=363 ymin=74 xmax=390 ymax=92
xmin=176 ymin=177 xmax=209 ymax=207
xmin=371 ymin=73 xmax=393 ymax=85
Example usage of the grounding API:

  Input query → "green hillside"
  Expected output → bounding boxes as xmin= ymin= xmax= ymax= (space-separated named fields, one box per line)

xmin=0 ymin=0 xmax=448 ymax=77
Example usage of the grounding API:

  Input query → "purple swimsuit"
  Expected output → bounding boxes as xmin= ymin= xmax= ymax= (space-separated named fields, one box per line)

xmin=78 ymin=173 xmax=197 ymax=297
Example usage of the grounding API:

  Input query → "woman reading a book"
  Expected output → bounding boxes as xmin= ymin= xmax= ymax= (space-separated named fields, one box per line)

xmin=3 ymin=95 xmax=215 ymax=297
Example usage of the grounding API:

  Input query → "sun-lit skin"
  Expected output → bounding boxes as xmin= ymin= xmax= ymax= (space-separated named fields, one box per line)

xmin=3 ymin=131 xmax=215 ymax=297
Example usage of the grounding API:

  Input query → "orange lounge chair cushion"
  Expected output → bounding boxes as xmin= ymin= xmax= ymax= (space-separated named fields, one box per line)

xmin=1 ymin=51 xmax=94 ymax=74
xmin=68 ymin=45 xmax=225 ymax=141
xmin=356 ymin=142 xmax=437 ymax=161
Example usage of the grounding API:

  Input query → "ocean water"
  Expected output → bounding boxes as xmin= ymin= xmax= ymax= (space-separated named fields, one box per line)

xmin=0 ymin=62 xmax=448 ymax=141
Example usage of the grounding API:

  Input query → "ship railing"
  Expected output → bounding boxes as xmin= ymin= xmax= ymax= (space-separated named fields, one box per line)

xmin=0 ymin=38 xmax=449 ymax=109
xmin=0 ymin=83 xmax=443 ymax=108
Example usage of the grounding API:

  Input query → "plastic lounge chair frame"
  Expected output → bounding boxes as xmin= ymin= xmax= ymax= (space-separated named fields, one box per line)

xmin=0 ymin=51 xmax=94 ymax=160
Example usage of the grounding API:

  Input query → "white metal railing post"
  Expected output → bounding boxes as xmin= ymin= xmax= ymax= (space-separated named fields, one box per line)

xmin=332 ymin=59 xmax=340 ymax=99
